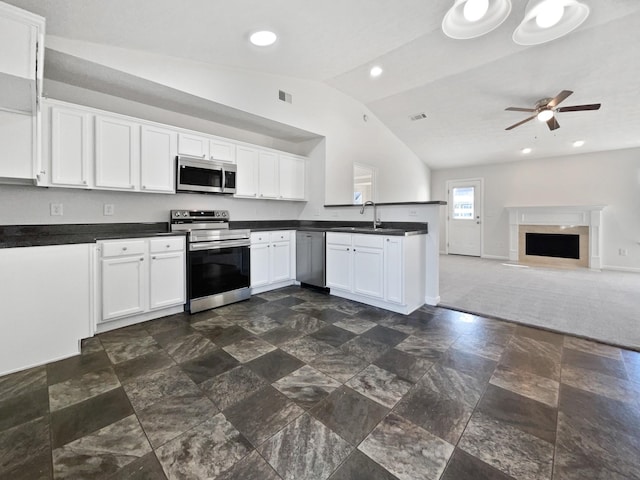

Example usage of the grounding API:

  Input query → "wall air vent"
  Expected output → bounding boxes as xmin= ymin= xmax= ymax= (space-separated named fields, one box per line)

xmin=278 ymin=90 xmax=292 ymax=103
xmin=410 ymin=112 xmax=427 ymax=121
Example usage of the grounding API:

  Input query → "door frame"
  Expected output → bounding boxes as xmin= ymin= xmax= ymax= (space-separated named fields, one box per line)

xmin=445 ymin=177 xmax=484 ymax=257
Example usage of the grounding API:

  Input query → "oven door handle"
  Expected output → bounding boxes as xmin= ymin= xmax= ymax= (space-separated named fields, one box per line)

xmin=189 ymin=240 xmax=250 ymax=251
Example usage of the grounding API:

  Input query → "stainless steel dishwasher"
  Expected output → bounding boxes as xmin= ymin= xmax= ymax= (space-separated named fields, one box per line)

xmin=296 ymin=230 xmax=326 ymax=288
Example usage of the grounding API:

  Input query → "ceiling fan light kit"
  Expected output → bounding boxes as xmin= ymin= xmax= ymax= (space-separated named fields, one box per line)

xmin=442 ymin=0 xmax=589 ymax=44
xmin=513 ymin=0 xmax=590 ymax=45
xmin=442 ymin=0 xmax=512 ymax=39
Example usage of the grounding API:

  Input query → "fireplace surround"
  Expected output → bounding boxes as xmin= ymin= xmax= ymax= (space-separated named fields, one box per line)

xmin=506 ymin=205 xmax=605 ymax=270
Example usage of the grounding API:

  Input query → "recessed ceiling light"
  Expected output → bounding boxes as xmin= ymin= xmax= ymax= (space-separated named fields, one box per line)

xmin=522 ymin=147 xmax=532 ymax=154
xmin=463 ymin=0 xmax=489 ymax=22
xmin=370 ymin=66 xmax=383 ymax=77
xmin=513 ymin=0 xmax=589 ymax=45
xmin=442 ymin=0 xmax=512 ymax=39
xmin=573 ymin=140 xmax=585 ymax=147
xmin=250 ymin=30 xmax=277 ymax=47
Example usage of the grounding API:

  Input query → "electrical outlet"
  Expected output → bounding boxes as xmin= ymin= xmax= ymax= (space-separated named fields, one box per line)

xmin=408 ymin=209 xmax=418 ymax=217
xmin=619 ymin=248 xmax=628 ymax=256
xmin=50 ymin=203 xmax=63 ymax=216
xmin=103 ymin=204 xmax=115 ymax=216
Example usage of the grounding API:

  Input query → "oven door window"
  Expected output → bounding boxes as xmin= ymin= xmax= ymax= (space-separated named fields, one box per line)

xmin=180 ymin=164 xmax=223 ymax=189
xmin=189 ymin=246 xmax=250 ymax=299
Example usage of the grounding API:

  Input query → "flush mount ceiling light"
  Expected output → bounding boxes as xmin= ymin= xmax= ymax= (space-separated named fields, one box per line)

xmin=573 ymin=140 xmax=585 ymax=147
xmin=442 ymin=0 xmax=512 ymax=39
xmin=370 ymin=66 xmax=383 ymax=78
xmin=249 ymin=30 xmax=277 ymax=47
xmin=513 ymin=0 xmax=590 ymax=45
xmin=522 ymin=147 xmax=532 ymax=154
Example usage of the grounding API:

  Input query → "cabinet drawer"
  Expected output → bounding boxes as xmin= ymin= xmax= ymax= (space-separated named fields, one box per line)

xmin=150 ymin=236 xmax=185 ymax=253
xmin=270 ymin=231 xmax=290 ymax=242
xmin=251 ymin=232 xmax=270 ymax=244
xmin=326 ymin=232 xmax=351 ymax=246
xmin=353 ymin=234 xmax=384 ymax=249
xmin=101 ymin=240 xmax=146 ymax=258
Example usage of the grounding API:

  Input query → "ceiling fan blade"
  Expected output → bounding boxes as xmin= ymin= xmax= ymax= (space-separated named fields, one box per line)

xmin=505 ymin=115 xmax=536 ymax=130
xmin=548 ymin=90 xmax=573 ymax=108
xmin=505 ymin=107 xmax=535 ymax=112
xmin=547 ymin=116 xmax=560 ymax=131
xmin=556 ymin=103 xmax=601 ymax=112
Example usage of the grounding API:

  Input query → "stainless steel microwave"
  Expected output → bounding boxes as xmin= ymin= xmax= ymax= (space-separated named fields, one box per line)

xmin=176 ymin=156 xmax=236 ymax=194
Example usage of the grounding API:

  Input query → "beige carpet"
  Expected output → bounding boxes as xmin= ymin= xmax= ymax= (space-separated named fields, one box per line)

xmin=439 ymin=254 xmax=640 ymax=350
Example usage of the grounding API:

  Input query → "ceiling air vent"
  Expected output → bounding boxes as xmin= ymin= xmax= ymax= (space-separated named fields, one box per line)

xmin=279 ymin=90 xmax=292 ymax=103
xmin=410 ymin=112 xmax=427 ymax=121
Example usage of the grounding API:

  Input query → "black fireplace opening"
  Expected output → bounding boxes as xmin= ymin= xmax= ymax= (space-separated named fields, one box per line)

xmin=525 ymin=233 xmax=580 ymax=259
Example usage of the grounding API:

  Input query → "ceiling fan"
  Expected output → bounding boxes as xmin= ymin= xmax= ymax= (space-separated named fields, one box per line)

xmin=505 ymin=90 xmax=601 ymax=131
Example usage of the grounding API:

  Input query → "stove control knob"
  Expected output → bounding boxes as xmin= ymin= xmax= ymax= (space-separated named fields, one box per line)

xmin=222 ymin=212 xmax=228 ymax=217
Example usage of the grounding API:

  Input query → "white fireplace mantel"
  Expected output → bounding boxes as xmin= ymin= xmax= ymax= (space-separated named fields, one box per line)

xmin=505 ymin=205 xmax=606 ymax=269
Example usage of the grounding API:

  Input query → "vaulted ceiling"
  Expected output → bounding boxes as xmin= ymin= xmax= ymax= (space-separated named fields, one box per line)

xmin=6 ymin=0 xmax=640 ymax=169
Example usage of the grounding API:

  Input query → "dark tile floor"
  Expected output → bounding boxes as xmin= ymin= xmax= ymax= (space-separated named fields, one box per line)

xmin=1 ymin=286 xmax=640 ymax=479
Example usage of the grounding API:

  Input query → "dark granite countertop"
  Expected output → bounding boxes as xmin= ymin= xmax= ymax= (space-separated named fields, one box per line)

xmin=232 ymin=220 xmax=428 ymax=236
xmin=1 ymin=219 xmax=428 ymax=248
xmin=0 ymin=223 xmax=174 ymax=248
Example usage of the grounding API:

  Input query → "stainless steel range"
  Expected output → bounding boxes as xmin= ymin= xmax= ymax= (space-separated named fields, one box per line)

xmin=170 ymin=210 xmax=250 ymax=313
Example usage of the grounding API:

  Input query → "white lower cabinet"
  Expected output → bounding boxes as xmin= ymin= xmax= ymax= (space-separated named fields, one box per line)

xmin=97 ymin=236 xmax=185 ymax=332
xmin=250 ymin=230 xmax=295 ymax=294
xmin=326 ymin=232 xmax=426 ymax=314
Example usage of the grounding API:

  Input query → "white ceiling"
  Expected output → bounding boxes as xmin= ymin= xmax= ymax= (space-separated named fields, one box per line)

xmin=6 ymin=0 xmax=640 ymax=169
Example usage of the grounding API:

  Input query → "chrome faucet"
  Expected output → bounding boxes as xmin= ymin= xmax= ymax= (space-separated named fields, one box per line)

xmin=360 ymin=201 xmax=382 ymax=229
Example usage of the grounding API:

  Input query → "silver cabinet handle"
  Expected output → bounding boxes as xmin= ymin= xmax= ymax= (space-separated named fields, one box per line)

xmin=152 ymin=256 xmax=156 ymax=260
xmin=139 ymin=257 xmax=144 ymax=261
xmin=142 ymin=185 xmax=146 ymax=189
xmin=122 ymin=247 xmax=128 ymax=251
xmin=83 ymin=180 xmax=87 ymax=185
xmin=166 ymin=244 xmax=171 ymax=248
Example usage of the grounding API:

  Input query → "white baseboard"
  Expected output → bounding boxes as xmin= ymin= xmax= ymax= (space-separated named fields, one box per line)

xmin=481 ymin=254 xmax=509 ymax=260
xmin=602 ymin=265 xmax=640 ymax=273
xmin=425 ymin=295 xmax=440 ymax=306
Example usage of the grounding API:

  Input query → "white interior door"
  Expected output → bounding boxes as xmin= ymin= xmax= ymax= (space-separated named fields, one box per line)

xmin=447 ymin=179 xmax=482 ymax=256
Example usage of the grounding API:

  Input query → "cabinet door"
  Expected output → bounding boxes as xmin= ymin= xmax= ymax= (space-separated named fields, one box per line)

xmin=50 ymin=106 xmax=90 ymax=187
xmin=250 ymin=242 xmax=270 ymax=287
xmin=353 ymin=246 xmax=384 ymax=298
xmin=210 ymin=138 xmax=236 ymax=163
xmin=178 ymin=132 xmax=209 ymax=158
xmin=140 ymin=124 xmax=177 ymax=193
xmin=326 ymin=243 xmax=352 ymax=291
xmin=258 ymin=150 xmax=278 ymax=199
xmin=101 ymin=255 xmax=146 ymax=321
xmin=235 ymin=146 xmax=259 ymax=197
xmin=271 ymin=241 xmax=291 ymax=282
xmin=149 ymin=251 xmax=185 ymax=309
xmin=384 ymin=237 xmax=403 ymax=304
xmin=95 ymin=115 xmax=139 ymax=190
xmin=279 ymin=155 xmax=305 ymax=200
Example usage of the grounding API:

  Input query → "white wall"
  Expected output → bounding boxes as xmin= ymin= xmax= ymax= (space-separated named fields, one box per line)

xmin=431 ymin=148 xmax=640 ymax=271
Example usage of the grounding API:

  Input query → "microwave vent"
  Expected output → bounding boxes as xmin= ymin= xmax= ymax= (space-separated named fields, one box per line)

xmin=279 ymin=90 xmax=292 ymax=103
xmin=410 ymin=112 xmax=427 ymax=121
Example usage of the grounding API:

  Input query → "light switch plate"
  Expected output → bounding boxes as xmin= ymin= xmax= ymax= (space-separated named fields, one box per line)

xmin=103 ymin=204 xmax=115 ymax=216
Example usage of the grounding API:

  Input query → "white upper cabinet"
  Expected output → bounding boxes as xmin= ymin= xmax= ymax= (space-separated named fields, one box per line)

xmin=279 ymin=154 xmax=306 ymax=200
xmin=140 ymin=124 xmax=177 ymax=193
xmin=258 ymin=150 xmax=279 ymax=199
xmin=50 ymin=105 xmax=91 ymax=187
xmin=38 ymin=99 xmax=307 ymax=196
xmin=210 ymin=137 xmax=235 ymax=163
xmin=177 ymin=132 xmax=209 ymax=159
xmin=0 ymin=2 xmax=44 ymax=113
xmin=95 ymin=115 xmax=139 ymax=190
xmin=235 ymin=145 xmax=259 ymax=197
